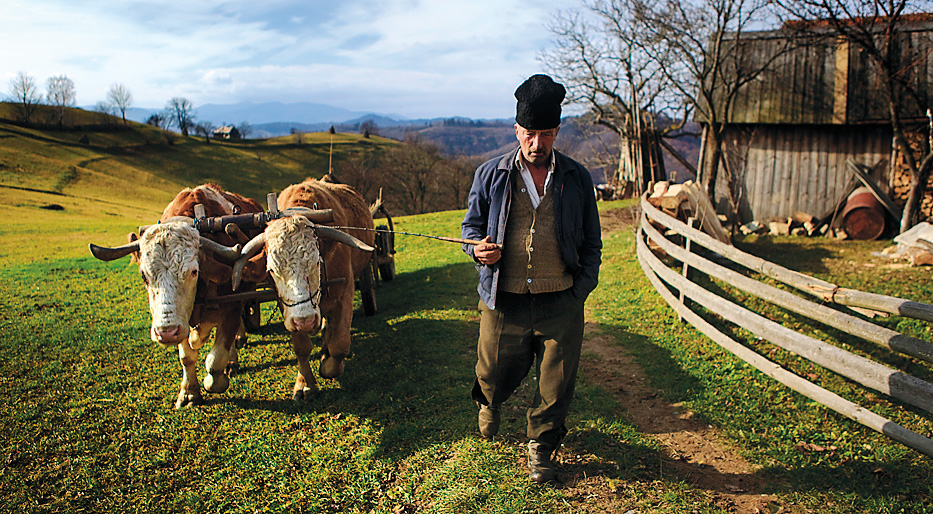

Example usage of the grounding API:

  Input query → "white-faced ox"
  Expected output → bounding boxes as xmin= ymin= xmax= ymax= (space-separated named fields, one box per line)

xmin=89 ymin=184 xmax=263 ymax=409
xmin=233 ymin=179 xmax=375 ymax=400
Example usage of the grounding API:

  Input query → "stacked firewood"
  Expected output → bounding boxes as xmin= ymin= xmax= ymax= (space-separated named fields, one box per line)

xmin=647 ymin=180 xmax=731 ymax=245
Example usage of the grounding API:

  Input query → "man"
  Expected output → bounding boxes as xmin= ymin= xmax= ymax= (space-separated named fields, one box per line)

xmin=461 ymin=74 xmax=602 ymax=484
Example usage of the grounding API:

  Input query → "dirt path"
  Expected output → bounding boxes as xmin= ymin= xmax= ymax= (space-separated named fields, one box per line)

xmin=558 ymin=206 xmax=788 ymax=513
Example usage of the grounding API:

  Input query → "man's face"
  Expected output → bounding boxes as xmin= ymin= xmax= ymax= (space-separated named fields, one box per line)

xmin=515 ymin=124 xmax=559 ymax=167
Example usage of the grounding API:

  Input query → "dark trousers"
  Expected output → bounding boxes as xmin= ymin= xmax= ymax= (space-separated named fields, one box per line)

xmin=471 ymin=289 xmax=584 ymax=446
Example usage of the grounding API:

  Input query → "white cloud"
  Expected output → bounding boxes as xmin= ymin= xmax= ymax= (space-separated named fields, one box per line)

xmin=0 ymin=0 xmax=573 ymax=118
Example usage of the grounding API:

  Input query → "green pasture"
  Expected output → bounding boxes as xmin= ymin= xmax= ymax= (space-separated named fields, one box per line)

xmin=0 ymin=108 xmax=396 ymax=215
xmin=1 ymin=189 xmax=932 ymax=513
xmin=0 ymin=113 xmax=931 ymax=512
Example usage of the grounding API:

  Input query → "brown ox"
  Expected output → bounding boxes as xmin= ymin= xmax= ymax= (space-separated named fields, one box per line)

xmin=90 ymin=184 xmax=263 ymax=408
xmin=234 ymin=179 xmax=375 ymax=399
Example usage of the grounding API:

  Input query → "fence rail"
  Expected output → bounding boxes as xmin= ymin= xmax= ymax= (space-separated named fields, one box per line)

xmin=638 ymin=194 xmax=933 ymax=457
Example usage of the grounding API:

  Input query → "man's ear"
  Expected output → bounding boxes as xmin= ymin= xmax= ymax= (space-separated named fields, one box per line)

xmin=199 ymin=254 xmax=233 ymax=284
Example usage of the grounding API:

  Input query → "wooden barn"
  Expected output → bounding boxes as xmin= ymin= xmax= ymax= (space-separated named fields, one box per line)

xmin=700 ymin=16 xmax=933 ymax=230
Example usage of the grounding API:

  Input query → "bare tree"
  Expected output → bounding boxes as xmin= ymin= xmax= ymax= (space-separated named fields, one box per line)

xmin=774 ymin=0 xmax=933 ymax=233
xmin=442 ymin=156 xmax=479 ymax=209
xmin=335 ymin=151 xmax=382 ymax=201
xmin=385 ymin=134 xmax=442 ymax=214
xmin=360 ymin=119 xmax=378 ymax=138
xmin=194 ymin=121 xmax=215 ymax=143
xmin=166 ymin=97 xmax=195 ymax=136
xmin=46 ymin=75 xmax=76 ymax=127
xmin=106 ymin=83 xmax=132 ymax=126
xmin=8 ymin=71 xmax=41 ymax=125
xmin=146 ymin=112 xmax=168 ymax=129
xmin=237 ymin=121 xmax=252 ymax=138
xmin=542 ymin=3 xmax=686 ymax=197
xmin=625 ymin=0 xmax=784 ymax=202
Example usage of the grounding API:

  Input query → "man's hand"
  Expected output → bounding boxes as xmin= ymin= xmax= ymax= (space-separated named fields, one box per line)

xmin=474 ymin=236 xmax=501 ymax=265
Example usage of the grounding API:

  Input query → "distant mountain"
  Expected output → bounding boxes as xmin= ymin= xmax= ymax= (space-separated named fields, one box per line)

xmin=195 ymin=101 xmax=374 ymax=125
xmin=122 ymin=101 xmax=405 ymax=128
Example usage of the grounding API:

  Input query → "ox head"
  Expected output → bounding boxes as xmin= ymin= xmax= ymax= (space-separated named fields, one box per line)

xmin=232 ymin=209 xmax=374 ymax=335
xmin=89 ymin=218 xmax=241 ymax=346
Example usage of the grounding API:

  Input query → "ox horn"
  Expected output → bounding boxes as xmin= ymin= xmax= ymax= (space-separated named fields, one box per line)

xmin=199 ymin=236 xmax=241 ymax=262
xmin=88 ymin=240 xmax=140 ymax=261
xmin=316 ymin=226 xmax=375 ymax=252
xmin=231 ymin=233 xmax=267 ymax=291
xmin=282 ymin=206 xmax=335 ymax=223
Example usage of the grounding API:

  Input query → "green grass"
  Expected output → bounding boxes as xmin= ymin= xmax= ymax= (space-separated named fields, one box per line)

xmin=1 ymin=116 xmax=933 ymax=511
xmin=3 ymin=199 xmax=930 ymax=513
xmin=0 ymin=104 xmax=397 ymax=216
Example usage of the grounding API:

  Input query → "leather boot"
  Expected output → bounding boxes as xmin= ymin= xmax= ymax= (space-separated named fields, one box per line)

xmin=477 ymin=403 xmax=500 ymax=438
xmin=527 ymin=440 xmax=558 ymax=483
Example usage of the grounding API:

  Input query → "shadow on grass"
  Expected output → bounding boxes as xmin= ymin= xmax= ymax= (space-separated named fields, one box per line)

xmin=566 ymin=318 xmax=933 ymax=505
xmin=733 ymin=235 xmax=837 ymax=276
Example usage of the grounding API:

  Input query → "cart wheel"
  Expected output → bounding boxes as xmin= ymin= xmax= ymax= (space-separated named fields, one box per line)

xmin=378 ymin=259 xmax=396 ymax=282
xmin=359 ymin=258 xmax=377 ymax=316
xmin=374 ymin=224 xmax=395 ymax=282
xmin=243 ymin=300 xmax=262 ymax=332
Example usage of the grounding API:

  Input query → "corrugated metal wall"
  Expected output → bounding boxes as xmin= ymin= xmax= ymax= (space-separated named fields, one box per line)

xmin=715 ymin=124 xmax=891 ymax=223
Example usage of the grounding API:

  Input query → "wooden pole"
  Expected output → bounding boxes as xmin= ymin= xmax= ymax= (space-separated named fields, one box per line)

xmin=642 ymin=195 xmax=933 ymax=323
xmin=642 ymin=214 xmax=933 ymax=364
xmin=636 ymin=234 xmax=933 ymax=457
xmin=639 ymin=224 xmax=933 ymax=415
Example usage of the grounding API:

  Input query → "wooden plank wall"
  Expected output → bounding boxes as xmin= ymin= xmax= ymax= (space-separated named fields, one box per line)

xmin=722 ymin=26 xmax=933 ymax=125
xmin=715 ymin=124 xmax=891 ymax=223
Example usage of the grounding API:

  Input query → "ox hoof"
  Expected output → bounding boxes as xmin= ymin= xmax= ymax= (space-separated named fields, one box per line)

xmin=203 ymin=372 xmax=230 ymax=394
xmin=319 ymin=357 xmax=345 ymax=379
xmin=293 ymin=387 xmax=316 ymax=402
xmin=175 ymin=391 xmax=204 ymax=409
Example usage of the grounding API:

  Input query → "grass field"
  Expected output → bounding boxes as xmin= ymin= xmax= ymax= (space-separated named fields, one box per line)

xmin=1 ymin=113 xmax=932 ymax=512
xmin=1 ymin=187 xmax=932 ymax=512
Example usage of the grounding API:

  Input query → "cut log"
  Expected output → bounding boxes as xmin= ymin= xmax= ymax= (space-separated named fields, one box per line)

xmin=659 ymin=184 xmax=688 ymax=211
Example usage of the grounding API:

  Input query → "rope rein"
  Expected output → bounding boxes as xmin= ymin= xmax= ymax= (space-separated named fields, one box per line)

xmin=320 ymin=225 xmax=495 ymax=248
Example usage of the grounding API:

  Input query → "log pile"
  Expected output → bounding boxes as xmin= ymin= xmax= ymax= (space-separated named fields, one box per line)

xmin=647 ymin=180 xmax=731 ymax=245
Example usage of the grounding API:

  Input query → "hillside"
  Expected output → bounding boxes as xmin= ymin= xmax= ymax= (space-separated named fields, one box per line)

xmin=0 ymin=103 xmax=397 ymax=216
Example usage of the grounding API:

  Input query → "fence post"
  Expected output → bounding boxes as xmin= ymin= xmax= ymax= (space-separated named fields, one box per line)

xmin=678 ymin=217 xmax=696 ymax=322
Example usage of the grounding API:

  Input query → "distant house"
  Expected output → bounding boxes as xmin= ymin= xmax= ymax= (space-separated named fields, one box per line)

xmin=700 ymin=16 xmax=933 ymax=225
xmin=213 ymin=125 xmax=241 ymax=140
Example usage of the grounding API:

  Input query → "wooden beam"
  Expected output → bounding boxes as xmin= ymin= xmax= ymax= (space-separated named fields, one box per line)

xmin=636 ymin=234 xmax=933 ymax=457
xmin=846 ymin=159 xmax=902 ymax=223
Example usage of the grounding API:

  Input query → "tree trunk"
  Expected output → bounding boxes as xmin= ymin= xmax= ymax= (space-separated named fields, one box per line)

xmin=701 ymin=126 xmax=724 ymax=206
xmin=901 ymin=159 xmax=933 ymax=234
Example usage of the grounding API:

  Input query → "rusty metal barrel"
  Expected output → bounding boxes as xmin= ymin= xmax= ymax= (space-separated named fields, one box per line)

xmin=841 ymin=186 xmax=886 ymax=240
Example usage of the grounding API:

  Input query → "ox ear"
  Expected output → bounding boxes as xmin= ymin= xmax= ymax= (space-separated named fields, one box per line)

xmin=240 ymin=254 xmax=269 ymax=285
xmin=128 ymin=232 xmax=140 ymax=264
xmin=198 ymin=254 xmax=233 ymax=285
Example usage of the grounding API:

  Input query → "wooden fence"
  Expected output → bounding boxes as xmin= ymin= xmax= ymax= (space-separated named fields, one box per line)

xmin=638 ymin=194 xmax=933 ymax=456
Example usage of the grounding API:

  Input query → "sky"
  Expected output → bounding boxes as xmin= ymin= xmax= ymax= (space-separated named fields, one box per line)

xmin=1 ymin=0 xmax=578 ymax=120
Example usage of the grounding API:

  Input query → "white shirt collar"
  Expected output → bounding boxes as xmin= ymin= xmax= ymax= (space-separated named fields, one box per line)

xmin=514 ymin=151 xmax=554 ymax=209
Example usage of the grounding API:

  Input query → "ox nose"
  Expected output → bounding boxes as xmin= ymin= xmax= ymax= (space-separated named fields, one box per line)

xmin=290 ymin=314 xmax=321 ymax=334
xmin=152 ymin=324 xmax=184 ymax=344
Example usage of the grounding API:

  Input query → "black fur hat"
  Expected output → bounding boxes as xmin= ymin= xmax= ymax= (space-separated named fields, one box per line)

xmin=514 ymin=74 xmax=565 ymax=130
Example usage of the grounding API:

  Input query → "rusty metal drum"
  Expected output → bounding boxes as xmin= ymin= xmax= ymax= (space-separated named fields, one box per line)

xmin=841 ymin=186 xmax=886 ymax=240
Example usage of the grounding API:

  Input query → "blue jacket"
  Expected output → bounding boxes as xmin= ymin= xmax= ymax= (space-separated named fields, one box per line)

xmin=461 ymin=146 xmax=602 ymax=309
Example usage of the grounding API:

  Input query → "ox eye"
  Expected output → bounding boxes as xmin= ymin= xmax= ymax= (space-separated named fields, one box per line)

xmin=190 ymin=269 xmax=199 ymax=279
